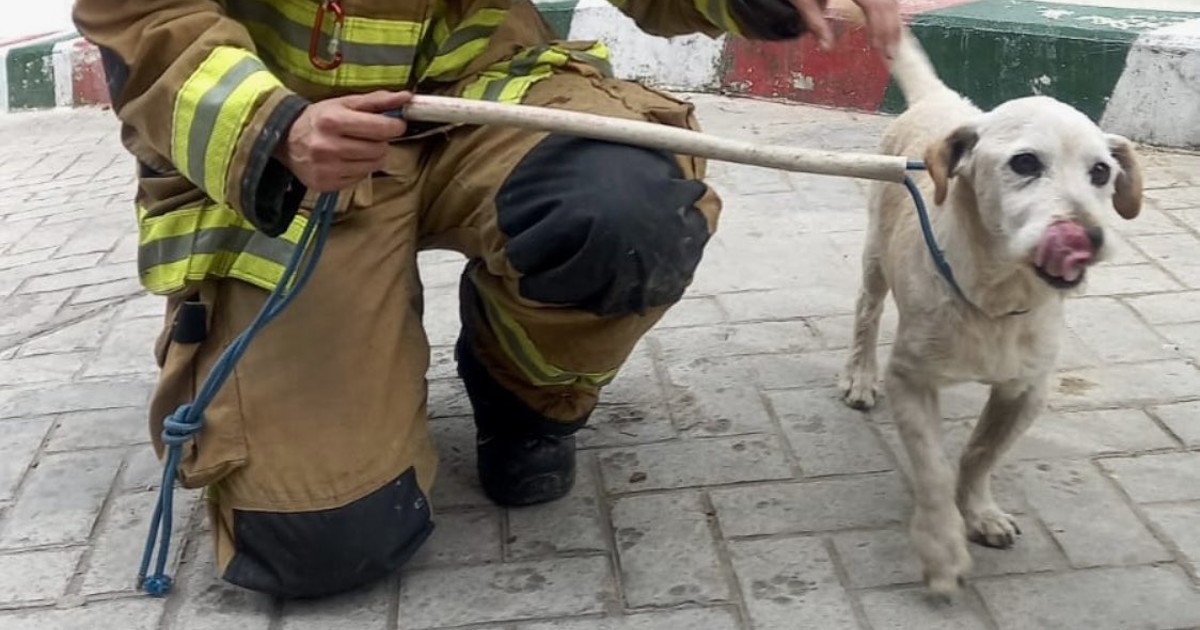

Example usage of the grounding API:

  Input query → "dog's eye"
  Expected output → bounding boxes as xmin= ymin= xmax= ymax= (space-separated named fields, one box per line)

xmin=1009 ymin=153 xmax=1043 ymax=177
xmin=1090 ymin=162 xmax=1111 ymax=187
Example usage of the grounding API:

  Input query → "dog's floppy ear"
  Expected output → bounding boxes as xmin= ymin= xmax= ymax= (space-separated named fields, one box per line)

xmin=924 ymin=126 xmax=979 ymax=205
xmin=1106 ymin=133 xmax=1143 ymax=220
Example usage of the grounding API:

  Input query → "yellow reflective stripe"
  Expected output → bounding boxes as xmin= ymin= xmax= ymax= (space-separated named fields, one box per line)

xmin=241 ymin=22 xmax=414 ymax=87
xmin=693 ymin=0 xmax=743 ymax=35
xmin=421 ymin=8 xmax=509 ymax=80
xmin=140 ymin=251 xmax=289 ymax=295
xmin=137 ymin=201 xmax=308 ymax=295
xmin=227 ymin=0 xmax=428 ymax=87
xmin=172 ymin=47 xmax=282 ymax=203
xmin=472 ymin=278 xmax=618 ymax=389
xmin=252 ymin=0 xmax=426 ymax=45
xmin=207 ymin=70 xmax=280 ymax=203
xmin=460 ymin=42 xmax=610 ymax=103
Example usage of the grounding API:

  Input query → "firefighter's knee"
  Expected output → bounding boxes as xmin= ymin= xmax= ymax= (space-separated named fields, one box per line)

xmin=214 ymin=467 xmax=433 ymax=599
xmin=497 ymin=134 xmax=711 ymax=316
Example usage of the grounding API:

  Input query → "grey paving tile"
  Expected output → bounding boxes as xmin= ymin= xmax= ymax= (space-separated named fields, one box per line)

xmin=79 ymin=489 xmax=199 ymax=595
xmin=768 ymin=388 xmax=893 ymax=477
xmin=0 ymin=417 xmax=52 ymax=503
xmin=0 ymin=547 xmax=84 ymax=605
xmin=397 ymin=557 xmax=616 ymax=629
xmin=517 ymin=608 xmax=741 ymax=630
xmin=859 ymin=587 xmax=992 ymax=630
xmin=729 ymin=537 xmax=859 ymax=630
xmin=0 ymin=449 xmax=123 ymax=548
xmin=977 ymin=565 xmax=1200 ymax=630
xmin=711 ymin=473 xmax=909 ymax=538
xmin=506 ymin=462 xmax=606 ymax=561
xmin=0 ymin=597 xmax=165 ymax=630
xmin=408 ymin=509 xmax=503 ymax=569
xmin=1100 ymin=452 xmax=1200 ymax=503
xmin=44 ymin=407 xmax=148 ymax=452
xmin=833 ymin=522 xmax=1065 ymax=590
xmin=598 ymin=435 xmax=791 ymax=494
xmin=1150 ymin=400 xmax=1200 ymax=447
xmin=1021 ymin=460 xmax=1171 ymax=568
xmin=280 ymin=577 xmax=394 ymax=630
xmin=611 ymin=491 xmax=731 ymax=607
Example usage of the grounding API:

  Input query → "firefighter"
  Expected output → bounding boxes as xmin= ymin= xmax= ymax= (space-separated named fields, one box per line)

xmin=74 ymin=0 xmax=899 ymax=599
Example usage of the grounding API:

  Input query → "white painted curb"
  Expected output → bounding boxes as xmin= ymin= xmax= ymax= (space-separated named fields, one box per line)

xmin=1103 ymin=17 xmax=1200 ymax=148
xmin=566 ymin=0 xmax=726 ymax=92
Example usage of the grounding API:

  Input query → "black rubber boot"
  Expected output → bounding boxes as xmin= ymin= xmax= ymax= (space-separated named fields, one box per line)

xmin=454 ymin=334 xmax=578 ymax=507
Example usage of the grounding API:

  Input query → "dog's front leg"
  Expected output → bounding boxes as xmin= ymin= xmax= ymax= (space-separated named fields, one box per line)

xmin=886 ymin=361 xmax=971 ymax=598
xmin=957 ymin=377 xmax=1048 ymax=549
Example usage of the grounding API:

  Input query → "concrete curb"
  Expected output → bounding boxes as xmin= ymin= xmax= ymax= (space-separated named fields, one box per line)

xmin=3 ymin=1 xmax=1198 ymax=148
xmin=0 ymin=30 xmax=107 ymax=113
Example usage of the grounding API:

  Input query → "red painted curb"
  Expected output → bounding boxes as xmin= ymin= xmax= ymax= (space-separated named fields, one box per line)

xmin=71 ymin=38 xmax=109 ymax=106
xmin=722 ymin=17 xmax=891 ymax=110
xmin=719 ymin=0 xmax=978 ymax=111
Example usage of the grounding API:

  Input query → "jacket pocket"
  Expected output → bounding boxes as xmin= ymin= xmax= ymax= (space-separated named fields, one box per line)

xmin=148 ymin=281 xmax=250 ymax=489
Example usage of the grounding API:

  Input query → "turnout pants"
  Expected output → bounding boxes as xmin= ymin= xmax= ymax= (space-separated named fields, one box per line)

xmin=148 ymin=70 xmax=721 ymax=598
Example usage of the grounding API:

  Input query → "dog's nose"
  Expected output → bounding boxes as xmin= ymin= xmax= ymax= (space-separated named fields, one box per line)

xmin=1085 ymin=226 xmax=1104 ymax=251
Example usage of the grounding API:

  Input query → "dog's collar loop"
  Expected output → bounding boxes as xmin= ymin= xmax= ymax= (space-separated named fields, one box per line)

xmin=904 ymin=162 xmax=1029 ymax=319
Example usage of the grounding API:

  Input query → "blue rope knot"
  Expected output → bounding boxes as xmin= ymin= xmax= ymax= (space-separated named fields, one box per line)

xmin=136 ymin=193 xmax=339 ymax=597
xmin=161 ymin=403 xmax=199 ymax=446
xmin=141 ymin=574 xmax=173 ymax=597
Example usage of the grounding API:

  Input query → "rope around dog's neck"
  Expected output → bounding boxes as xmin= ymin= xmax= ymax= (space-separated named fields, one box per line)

xmin=903 ymin=161 xmax=1028 ymax=318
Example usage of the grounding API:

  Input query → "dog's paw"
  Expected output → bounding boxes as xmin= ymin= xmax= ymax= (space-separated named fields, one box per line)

xmin=965 ymin=506 xmax=1022 ymax=549
xmin=924 ymin=569 xmax=968 ymax=603
xmin=839 ymin=370 xmax=878 ymax=410
xmin=911 ymin=508 xmax=973 ymax=600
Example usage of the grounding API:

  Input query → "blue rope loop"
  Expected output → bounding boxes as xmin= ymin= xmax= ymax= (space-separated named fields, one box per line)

xmin=902 ymin=174 xmax=966 ymax=301
xmin=899 ymin=160 xmax=967 ymax=301
xmin=136 ymin=191 xmax=339 ymax=597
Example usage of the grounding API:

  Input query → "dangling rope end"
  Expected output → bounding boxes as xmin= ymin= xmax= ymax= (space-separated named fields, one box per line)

xmin=141 ymin=574 xmax=174 ymax=597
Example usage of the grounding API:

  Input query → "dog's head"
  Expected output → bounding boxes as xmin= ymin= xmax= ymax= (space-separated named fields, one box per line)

xmin=924 ymin=96 xmax=1143 ymax=291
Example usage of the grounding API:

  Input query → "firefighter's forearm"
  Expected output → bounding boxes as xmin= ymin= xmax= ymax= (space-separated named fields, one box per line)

xmin=73 ymin=0 xmax=308 ymax=235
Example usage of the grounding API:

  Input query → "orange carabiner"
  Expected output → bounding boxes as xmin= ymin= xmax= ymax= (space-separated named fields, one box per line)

xmin=310 ymin=0 xmax=345 ymax=70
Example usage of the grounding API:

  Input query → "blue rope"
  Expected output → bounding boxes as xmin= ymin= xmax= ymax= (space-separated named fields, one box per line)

xmin=901 ymin=160 xmax=966 ymax=301
xmin=136 ymin=190 xmax=339 ymax=597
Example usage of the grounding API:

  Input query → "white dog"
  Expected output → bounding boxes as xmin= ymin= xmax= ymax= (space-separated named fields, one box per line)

xmin=838 ymin=28 xmax=1143 ymax=597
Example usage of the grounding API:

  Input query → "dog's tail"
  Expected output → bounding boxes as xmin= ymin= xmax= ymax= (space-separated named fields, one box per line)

xmin=831 ymin=2 xmax=950 ymax=106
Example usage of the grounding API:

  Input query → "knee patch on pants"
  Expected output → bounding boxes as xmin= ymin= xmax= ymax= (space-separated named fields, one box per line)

xmin=496 ymin=134 xmax=711 ymax=316
xmin=216 ymin=467 xmax=433 ymax=599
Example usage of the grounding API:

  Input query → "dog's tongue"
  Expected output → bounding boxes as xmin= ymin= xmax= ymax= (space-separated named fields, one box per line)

xmin=1036 ymin=221 xmax=1093 ymax=282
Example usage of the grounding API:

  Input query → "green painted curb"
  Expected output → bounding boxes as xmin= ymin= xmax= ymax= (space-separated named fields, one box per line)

xmin=536 ymin=0 xmax=581 ymax=39
xmin=879 ymin=0 xmax=1196 ymax=122
xmin=5 ymin=32 xmax=76 ymax=110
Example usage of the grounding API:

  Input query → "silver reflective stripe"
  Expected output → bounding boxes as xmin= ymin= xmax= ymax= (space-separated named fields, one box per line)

xmin=139 ymin=226 xmax=296 ymax=275
xmin=481 ymin=47 xmax=547 ymax=101
xmin=569 ymin=51 xmax=613 ymax=77
xmin=436 ymin=23 xmax=497 ymax=58
xmin=227 ymin=0 xmax=419 ymax=66
xmin=186 ymin=58 xmax=262 ymax=192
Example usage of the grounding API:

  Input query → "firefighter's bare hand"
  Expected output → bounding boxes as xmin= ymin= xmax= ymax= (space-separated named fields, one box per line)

xmin=277 ymin=90 xmax=411 ymax=192
xmin=789 ymin=0 xmax=901 ymax=57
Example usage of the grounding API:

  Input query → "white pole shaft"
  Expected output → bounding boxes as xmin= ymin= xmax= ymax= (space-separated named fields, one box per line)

xmin=401 ymin=95 xmax=909 ymax=184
